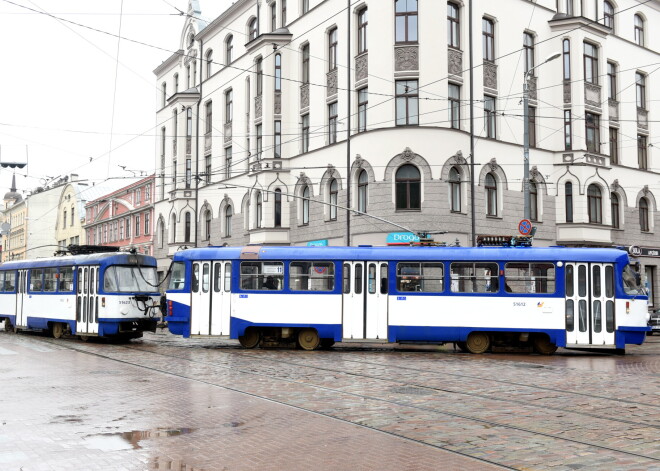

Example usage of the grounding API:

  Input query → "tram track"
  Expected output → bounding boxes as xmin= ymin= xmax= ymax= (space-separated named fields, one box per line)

xmin=31 ymin=335 xmax=660 ymax=469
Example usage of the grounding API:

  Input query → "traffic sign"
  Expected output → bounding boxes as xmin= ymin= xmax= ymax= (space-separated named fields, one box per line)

xmin=518 ymin=219 xmax=532 ymax=236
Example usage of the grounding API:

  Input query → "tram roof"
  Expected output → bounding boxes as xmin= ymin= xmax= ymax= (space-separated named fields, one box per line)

xmin=173 ymin=245 xmax=631 ymax=264
xmin=0 ymin=252 xmax=157 ymax=270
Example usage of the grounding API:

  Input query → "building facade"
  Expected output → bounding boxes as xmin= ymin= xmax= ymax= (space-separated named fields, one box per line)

xmin=153 ymin=0 xmax=660 ymax=306
xmin=1 ymin=175 xmax=26 ymax=261
xmin=84 ymin=176 xmax=156 ymax=256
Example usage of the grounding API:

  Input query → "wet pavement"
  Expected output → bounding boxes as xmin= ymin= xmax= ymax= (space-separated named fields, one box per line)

xmin=0 ymin=328 xmax=659 ymax=471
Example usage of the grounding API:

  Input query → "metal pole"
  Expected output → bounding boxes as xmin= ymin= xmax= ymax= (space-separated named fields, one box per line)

xmin=345 ymin=0 xmax=351 ymax=246
xmin=469 ymin=0 xmax=475 ymax=246
xmin=523 ymin=77 xmax=530 ymax=221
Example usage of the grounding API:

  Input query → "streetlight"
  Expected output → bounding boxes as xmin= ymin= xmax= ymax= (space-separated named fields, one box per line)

xmin=523 ymin=52 xmax=561 ymax=221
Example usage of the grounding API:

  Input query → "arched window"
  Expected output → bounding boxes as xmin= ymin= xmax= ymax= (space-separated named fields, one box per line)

xmin=274 ymin=189 xmax=282 ymax=227
xmin=395 ymin=164 xmax=421 ymax=210
xmin=565 ymin=181 xmax=573 ymax=222
xmin=71 ymin=206 xmax=75 ymax=226
xmin=171 ymin=214 xmax=177 ymax=243
xmin=225 ymin=205 xmax=233 ymax=237
xmin=256 ymin=192 xmax=263 ymax=228
xmin=603 ymin=1 xmax=614 ymax=30
xmin=205 ymin=49 xmax=213 ymax=79
xmin=611 ymin=193 xmax=620 ymax=229
xmin=634 ymin=14 xmax=644 ymax=46
xmin=184 ymin=212 xmax=192 ymax=242
xmin=158 ymin=219 xmax=165 ymax=248
xmin=249 ymin=18 xmax=258 ymax=41
xmin=274 ymin=54 xmax=282 ymax=91
xmin=256 ymin=57 xmax=263 ymax=97
xmin=530 ymin=182 xmax=538 ymax=222
xmin=302 ymin=186 xmax=310 ymax=224
xmin=358 ymin=170 xmax=368 ymax=213
xmin=174 ymin=73 xmax=179 ymax=93
xmin=161 ymin=82 xmax=167 ymax=107
xmin=226 ymin=35 xmax=233 ymax=64
xmin=449 ymin=166 xmax=461 ymax=212
xmin=640 ymin=197 xmax=649 ymax=232
xmin=588 ymin=184 xmax=602 ymax=224
xmin=204 ymin=209 xmax=212 ymax=240
xmin=485 ymin=172 xmax=497 ymax=216
xmin=329 ymin=179 xmax=338 ymax=220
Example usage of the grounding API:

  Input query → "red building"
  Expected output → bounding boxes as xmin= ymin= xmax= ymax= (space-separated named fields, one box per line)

xmin=84 ymin=176 xmax=155 ymax=255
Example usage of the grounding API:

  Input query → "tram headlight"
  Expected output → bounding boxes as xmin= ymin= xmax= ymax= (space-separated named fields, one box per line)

xmin=102 ymin=297 xmax=106 ymax=308
xmin=626 ymin=301 xmax=630 ymax=314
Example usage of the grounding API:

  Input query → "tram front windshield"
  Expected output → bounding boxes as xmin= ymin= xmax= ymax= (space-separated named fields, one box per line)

xmin=103 ymin=265 xmax=158 ymax=293
xmin=622 ymin=264 xmax=645 ymax=296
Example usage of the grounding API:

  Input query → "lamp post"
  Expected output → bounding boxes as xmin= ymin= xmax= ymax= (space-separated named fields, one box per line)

xmin=523 ymin=52 xmax=561 ymax=220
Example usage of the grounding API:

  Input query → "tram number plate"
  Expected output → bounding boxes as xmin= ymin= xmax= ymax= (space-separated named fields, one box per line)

xmin=239 ymin=295 xmax=248 ymax=298
xmin=397 ymin=296 xmax=407 ymax=301
xmin=513 ymin=302 xmax=526 ymax=307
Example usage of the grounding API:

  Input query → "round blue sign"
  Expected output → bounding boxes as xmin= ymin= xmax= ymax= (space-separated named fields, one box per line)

xmin=518 ymin=219 xmax=532 ymax=236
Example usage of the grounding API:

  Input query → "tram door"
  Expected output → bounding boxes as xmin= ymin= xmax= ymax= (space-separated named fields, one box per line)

xmin=565 ymin=263 xmax=615 ymax=346
xmin=15 ymin=270 xmax=27 ymax=327
xmin=342 ymin=262 xmax=388 ymax=340
xmin=190 ymin=261 xmax=231 ymax=336
xmin=76 ymin=266 xmax=100 ymax=335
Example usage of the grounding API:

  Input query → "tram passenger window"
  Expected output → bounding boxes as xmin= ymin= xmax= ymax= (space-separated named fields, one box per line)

xmin=3 ymin=272 xmax=14 ymax=292
xmin=289 ymin=261 xmax=334 ymax=291
xmin=192 ymin=264 xmax=200 ymax=293
xmin=224 ymin=263 xmax=232 ymax=292
xmin=43 ymin=268 xmax=57 ymax=292
xmin=592 ymin=265 xmax=601 ymax=298
xmin=168 ymin=262 xmax=186 ymax=290
xmin=355 ymin=264 xmax=363 ymax=294
xmin=202 ymin=264 xmax=210 ymax=293
xmin=578 ymin=265 xmax=587 ymax=297
xmin=450 ymin=262 xmax=498 ymax=293
xmin=59 ymin=267 xmax=74 ymax=292
xmin=0 ymin=272 xmax=5 ymax=292
xmin=343 ymin=264 xmax=351 ymax=293
xmin=504 ymin=263 xmax=555 ymax=294
xmin=213 ymin=264 xmax=222 ymax=292
xmin=593 ymin=300 xmax=602 ymax=333
xmin=578 ymin=299 xmax=587 ymax=332
xmin=566 ymin=265 xmax=574 ymax=297
xmin=30 ymin=269 xmax=44 ymax=292
xmin=396 ymin=262 xmax=443 ymax=292
xmin=368 ymin=264 xmax=376 ymax=294
xmin=380 ymin=264 xmax=388 ymax=294
xmin=566 ymin=299 xmax=574 ymax=332
xmin=240 ymin=261 xmax=283 ymax=290
xmin=605 ymin=266 xmax=614 ymax=298
xmin=606 ymin=300 xmax=614 ymax=333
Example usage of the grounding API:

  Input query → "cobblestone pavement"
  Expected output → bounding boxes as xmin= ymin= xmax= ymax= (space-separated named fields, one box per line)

xmin=0 ymin=328 xmax=659 ymax=471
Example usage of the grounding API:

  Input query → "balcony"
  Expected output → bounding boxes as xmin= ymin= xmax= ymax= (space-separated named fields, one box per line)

xmin=557 ymin=223 xmax=612 ymax=246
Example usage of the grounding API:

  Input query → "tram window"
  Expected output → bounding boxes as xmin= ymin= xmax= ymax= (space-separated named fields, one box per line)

xmin=566 ymin=299 xmax=574 ymax=332
xmin=3 ymin=272 xmax=15 ymax=292
xmin=289 ymin=261 xmax=335 ymax=291
xmin=84 ymin=268 xmax=88 ymax=294
xmin=566 ymin=265 xmax=574 ymax=297
xmin=30 ymin=269 xmax=44 ymax=292
xmin=605 ymin=266 xmax=614 ymax=298
xmin=43 ymin=268 xmax=57 ymax=292
xmin=224 ymin=263 xmax=232 ymax=292
xmin=240 ymin=261 xmax=283 ymax=290
xmin=169 ymin=262 xmax=186 ymax=290
xmin=606 ymin=300 xmax=614 ymax=333
xmin=77 ymin=268 xmax=82 ymax=294
xmin=368 ymin=264 xmax=377 ymax=294
xmin=103 ymin=266 xmax=158 ymax=292
xmin=504 ymin=263 xmax=555 ymax=294
xmin=213 ymin=264 xmax=221 ymax=292
xmin=343 ymin=264 xmax=351 ymax=293
xmin=622 ymin=264 xmax=644 ymax=295
xmin=0 ymin=272 xmax=4 ymax=292
xmin=450 ymin=262 xmax=497 ymax=293
xmin=578 ymin=265 xmax=587 ymax=297
xmin=355 ymin=264 xmax=363 ymax=294
xmin=592 ymin=265 xmax=601 ymax=298
xmin=202 ymin=264 xmax=210 ymax=293
xmin=578 ymin=299 xmax=587 ymax=332
xmin=380 ymin=264 xmax=388 ymax=294
xmin=192 ymin=264 xmax=200 ymax=293
xmin=396 ymin=262 xmax=443 ymax=292
xmin=593 ymin=300 xmax=602 ymax=333
xmin=59 ymin=267 xmax=74 ymax=292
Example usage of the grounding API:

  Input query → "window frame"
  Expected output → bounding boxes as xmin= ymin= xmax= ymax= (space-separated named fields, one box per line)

xmin=395 ymin=79 xmax=419 ymax=126
xmin=485 ymin=172 xmax=497 ymax=216
xmin=447 ymin=2 xmax=460 ymax=49
xmin=395 ymin=164 xmax=421 ymax=211
xmin=482 ymin=18 xmax=495 ymax=62
xmin=587 ymin=184 xmax=603 ymax=224
xmin=358 ymin=8 xmax=368 ymax=54
xmin=358 ymin=169 xmax=368 ymax=213
xmin=395 ymin=0 xmax=418 ymax=44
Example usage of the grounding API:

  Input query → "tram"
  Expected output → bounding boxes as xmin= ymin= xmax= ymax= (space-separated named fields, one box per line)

xmin=0 ymin=248 xmax=162 ymax=340
xmin=164 ymin=243 xmax=650 ymax=354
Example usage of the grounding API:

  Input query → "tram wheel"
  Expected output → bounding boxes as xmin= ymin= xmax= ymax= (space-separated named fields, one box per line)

xmin=465 ymin=332 xmax=490 ymax=354
xmin=532 ymin=335 xmax=558 ymax=355
xmin=4 ymin=319 xmax=15 ymax=333
xmin=320 ymin=338 xmax=336 ymax=349
xmin=78 ymin=335 xmax=90 ymax=342
xmin=455 ymin=341 xmax=469 ymax=353
xmin=297 ymin=328 xmax=320 ymax=351
xmin=51 ymin=323 xmax=64 ymax=339
xmin=238 ymin=328 xmax=260 ymax=348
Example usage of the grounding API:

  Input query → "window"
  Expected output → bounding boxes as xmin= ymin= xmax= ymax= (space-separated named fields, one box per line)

xmin=256 ymin=124 xmax=263 ymax=159
xmin=256 ymin=58 xmax=263 ymax=96
xmin=358 ymin=88 xmax=368 ymax=132
xmin=126 ymin=217 xmax=131 ymax=237
xmin=563 ymin=38 xmax=571 ymax=80
xmin=249 ymin=17 xmax=258 ymax=41
xmin=30 ymin=269 xmax=43 ymax=292
xmin=636 ymin=72 xmax=646 ymax=109
xmin=302 ymin=44 xmax=310 ymax=84
xmin=274 ymin=121 xmax=281 ymax=158
xmin=302 ymin=0 xmax=309 ymax=14
xmin=162 ymin=82 xmax=167 ymax=107
xmin=564 ymin=0 xmax=573 ymax=15
xmin=395 ymin=80 xmax=418 ymax=125
xmin=225 ymin=205 xmax=232 ymax=237
xmin=174 ymin=73 xmax=179 ymax=93
xmin=638 ymin=134 xmax=648 ymax=170
xmin=185 ymin=158 xmax=192 ymax=189
xmin=206 ymin=49 xmax=213 ymax=79
xmin=281 ymin=0 xmax=287 ymax=26
xmin=484 ymin=95 xmax=496 ymax=138
xmin=528 ymin=105 xmax=536 ymax=148
xmin=63 ymin=210 xmax=67 ymax=228
xmin=328 ymin=28 xmax=338 ymax=71
xmin=564 ymin=110 xmax=572 ymax=150
xmin=43 ymin=268 xmax=57 ymax=292
xmin=302 ymin=186 xmax=310 ymax=224
xmin=274 ymin=189 xmax=282 ymax=227
xmin=225 ymin=146 xmax=232 ymax=179
xmin=588 ymin=184 xmax=602 ymax=224
xmin=240 ymin=262 xmax=284 ymax=290
xmin=584 ymin=42 xmax=598 ymax=84
xmin=145 ymin=212 xmax=150 ymax=235
xmin=523 ymin=32 xmax=535 ymax=75
xmin=295 ymin=115 xmax=308 ymax=156
xmin=223 ymin=90 xmax=232 ymax=125
xmin=271 ymin=2 xmax=276 ymax=31
xmin=485 ymin=172 xmax=497 ymax=216
xmin=202 ymin=211 xmax=211 ymax=240
xmin=396 ymin=262 xmax=443 ymax=292
xmin=449 ymin=83 xmax=460 ymax=129
xmin=609 ymin=127 xmax=618 ymax=164
xmin=607 ymin=61 xmax=617 ymax=100
xmin=289 ymin=261 xmax=335 ymax=291
xmin=634 ymin=14 xmax=644 ymax=46
xmin=448 ymin=2 xmax=460 ymax=49
xmin=328 ymin=102 xmax=338 ymax=144
xmin=530 ymin=182 xmax=538 ymax=222
xmin=135 ymin=215 xmax=141 ymax=237
xmin=640 ymin=197 xmax=649 ymax=232
xmin=358 ymin=8 xmax=368 ymax=54
xmin=184 ymin=212 xmax=191 ymax=242
xmin=585 ymin=112 xmax=600 ymax=153
xmin=482 ymin=18 xmax=494 ymax=62
xmin=358 ymin=170 xmax=368 ymax=213
xmin=186 ymin=107 xmax=193 ymax=153
xmin=59 ymin=267 xmax=74 ymax=292
xmin=186 ymin=65 xmax=191 ymax=89
xmin=169 ymin=214 xmax=175 ymax=243
xmin=395 ymin=164 xmax=421 ymax=210
xmin=329 ymin=179 xmax=338 ymax=220
xmin=395 ymin=0 xmax=418 ymax=44
xmin=274 ymin=54 xmax=282 ymax=91
xmin=158 ymin=220 xmax=165 ymax=248
xmin=205 ymin=155 xmax=211 ymax=184
xmin=565 ymin=181 xmax=573 ymax=223
xmin=611 ymin=193 xmax=620 ymax=229
xmin=449 ymin=166 xmax=461 ymax=212
xmin=226 ymin=35 xmax=233 ymax=64
xmin=604 ymin=1 xmax=614 ymax=30
xmin=256 ymin=192 xmax=263 ymax=228
xmin=450 ymin=262 xmax=499 ymax=293
xmin=504 ymin=263 xmax=555 ymax=293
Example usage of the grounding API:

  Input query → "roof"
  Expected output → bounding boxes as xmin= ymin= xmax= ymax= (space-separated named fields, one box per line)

xmin=0 ymin=252 xmax=157 ymax=269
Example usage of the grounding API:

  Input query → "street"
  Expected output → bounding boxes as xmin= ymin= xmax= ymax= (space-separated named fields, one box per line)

xmin=0 ymin=328 xmax=659 ymax=471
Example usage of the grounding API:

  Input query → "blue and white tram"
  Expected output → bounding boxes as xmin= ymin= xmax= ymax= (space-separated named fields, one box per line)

xmin=0 ymin=252 xmax=162 ymax=340
xmin=165 ymin=245 xmax=650 ymax=353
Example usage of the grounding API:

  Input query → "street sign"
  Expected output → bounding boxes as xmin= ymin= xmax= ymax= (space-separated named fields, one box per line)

xmin=518 ymin=219 xmax=532 ymax=236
